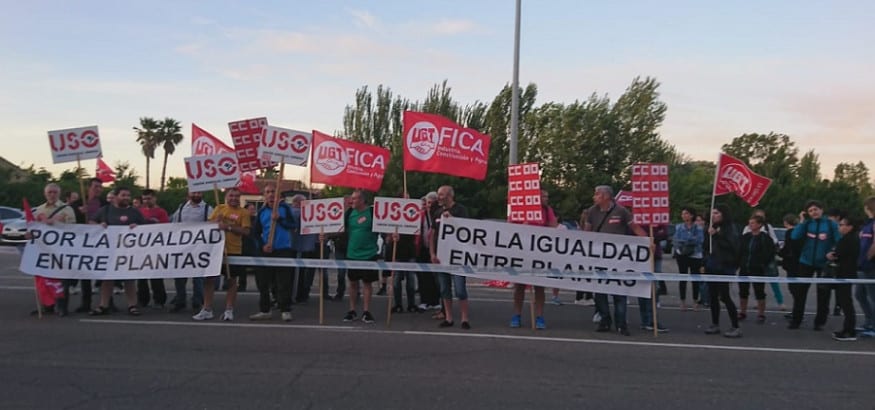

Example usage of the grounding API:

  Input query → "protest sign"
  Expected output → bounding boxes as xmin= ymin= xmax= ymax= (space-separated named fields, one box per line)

xmin=259 ymin=125 xmax=311 ymax=166
xmin=228 ymin=117 xmax=271 ymax=171
xmin=48 ymin=126 xmax=102 ymax=163
xmin=436 ymin=217 xmax=652 ymax=297
xmin=507 ymin=162 xmax=543 ymax=223
xmin=20 ymin=223 xmax=225 ymax=279
xmin=373 ymin=197 xmax=422 ymax=235
xmin=184 ymin=153 xmax=241 ymax=192
xmin=300 ymin=198 xmax=345 ymax=235
xmin=631 ymin=163 xmax=670 ymax=225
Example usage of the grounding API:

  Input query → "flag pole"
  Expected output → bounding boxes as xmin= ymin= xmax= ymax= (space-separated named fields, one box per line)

xmin=708 ymin=154 xmax=721 ymax=253
xmin=32 ymin=277 xmax=43 ymax=319
xmin=319 ymin=226 xmax=325 ymax=325
xmin=214 ymin=184 xmax=231 ymax=281
xmin=386 ymin=226 xmax=398 ymax=328
xmin=650 ymin=225 xmax=658 ymax=337
xmin=266 ymin=162 xmax=285 ymax=247
xmin=76 ymin=155 xmax=86 ymax=206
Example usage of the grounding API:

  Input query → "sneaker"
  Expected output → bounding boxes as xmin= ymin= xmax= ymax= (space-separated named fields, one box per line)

xmin=592 ymin=312 xmax=602 ymax=323
xmin=192 ymin=309 xmax=214 ymax=321
xmin=723 ymin=327 xmax=743 ymax=338
xmin=418 ymin=303 xmax=429 ymax=311
xmin=343 ymin=310 xmax=357 ymax=322
xmin=550 ymin=296 xmax=562 ymax=306
xmin=642 ymin=324 xmax=670 ymax=333
xmin=222 ymin=309 xmax=234 ymax=321
xmin=361 ymin=311 xmax=375 ymax=324
xmin=832 ymin=331 xmax=857 ymax=341
xmin=460 ymin=321 xmax=471 ymax=330
xmin=535 ymin=316 xmax=546 ymax=330
xmin=596 ymin=323 xmax=612 ymax=332
xmin=860 ymin=330 xmax=875 ymax=338
xmin=113 ymin=287 xmax=123 ymax=295
xmin=281 ymin=312 xmax=293 ymax=322
xmin=249 ymin=311 xmax=272 ymax=321
xmin=617 ymin=327 xmax=631 ymax=336
xmin=704 ymin=325 xmax=720 ymax=335
xmin=71 ymin=286 xmax=80 ymax=295
xmin=510 ymin=314 xmax=522 ymax=328
xmin=427 ymin=304 xmax=442 ymax=311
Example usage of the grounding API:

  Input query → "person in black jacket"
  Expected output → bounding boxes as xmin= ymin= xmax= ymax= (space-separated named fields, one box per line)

xmin=825 ymin=216 xmax=859 ymax=341
xmin=703 ymin=204 xmax=742 ymax=338
xmin=738 ymin=214 xmax=776 ymax=324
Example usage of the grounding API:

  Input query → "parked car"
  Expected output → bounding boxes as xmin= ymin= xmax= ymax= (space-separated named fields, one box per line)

xmin=0 ymin=206 xmax=25 ymax=245
xmin=1 ymin=218 xmax=28 ymax=244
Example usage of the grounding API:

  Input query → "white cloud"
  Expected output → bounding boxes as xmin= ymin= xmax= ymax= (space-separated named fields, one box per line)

xmin=347 ymin=9 xmax=379 ymax=30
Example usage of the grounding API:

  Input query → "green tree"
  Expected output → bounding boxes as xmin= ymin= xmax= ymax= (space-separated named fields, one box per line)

xmin=834 ymin=161 xmax=873 ymax=197
xmin=133 ymin=117 xmax=160 ymax=189
xmin=157 ymin=117 xmax=184 ymax=192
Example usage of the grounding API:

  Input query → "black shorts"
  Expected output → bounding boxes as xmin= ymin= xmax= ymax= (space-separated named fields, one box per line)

xmin=347 ymin=256 xmax=379 ymax=283
xmin=222 ymin=258 xmax=246 ymax=277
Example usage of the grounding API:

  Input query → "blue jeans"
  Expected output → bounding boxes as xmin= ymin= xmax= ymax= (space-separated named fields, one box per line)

xmin=438 ymin=273 xmax=468 ymax=300
xmin=594 ymin=293 xmax=627 ymax=329
xmin=856 ymin=268 xmax=875 ymax=329
xmin=173 ymin=277 xmax=204 ymax=308
xmin=638 ymin=259 xmax=662 ymax=326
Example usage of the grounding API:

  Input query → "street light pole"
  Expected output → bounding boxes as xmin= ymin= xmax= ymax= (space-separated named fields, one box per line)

xmin=509 ymin=0 xmax=521 ymax=166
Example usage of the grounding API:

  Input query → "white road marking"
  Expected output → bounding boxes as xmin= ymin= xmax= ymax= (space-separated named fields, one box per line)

xmin=78 ymin=318 xmax=875 ymax=357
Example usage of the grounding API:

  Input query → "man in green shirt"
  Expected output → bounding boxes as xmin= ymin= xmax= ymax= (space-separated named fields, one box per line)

xmin=343 ymin=189 xmax=380 ymax=324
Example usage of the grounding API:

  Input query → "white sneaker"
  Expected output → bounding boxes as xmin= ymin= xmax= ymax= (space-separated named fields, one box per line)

xmin=222 ymin=309 xmax=234 ymax=321
xmin=249 ymin=311 xmax=272 ymax=321
xmin=418 ymin=303 xmax=429 ymax=311
xmin=192 ymin=309 xmax=214 ymax=321
xmin=71 ymin=286 xmax=80 ymax=295
xmin=592 ymin=312 xmax=602 ymax=323
xmin=281 ymin=312 xmax=293 ymax=322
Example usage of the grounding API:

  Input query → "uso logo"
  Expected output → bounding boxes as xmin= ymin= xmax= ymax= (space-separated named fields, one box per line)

xmin=49 ymin=128 xmax=100 ymax=152
xmin=263 ymin=128 xmax=310 ymax=154
xmin=313 ymin=140 xmax=348 ymax=176
xmin=186 ymin=156 xmax=238 ymax=179
xmin=374 ymin=201 xmax=422 ymax=223
xmin=302 ymin=201 xmax=344 ymax=223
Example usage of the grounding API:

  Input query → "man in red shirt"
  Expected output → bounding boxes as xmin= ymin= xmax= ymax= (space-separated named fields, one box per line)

xmin=136 ymin=189 xmax=169 ymax=308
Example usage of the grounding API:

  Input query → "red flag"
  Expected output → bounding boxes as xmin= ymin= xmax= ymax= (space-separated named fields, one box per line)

xmin=191 ymin=123 xmax=259 ymax=194
xmin=714 ymin=153 xmax=772 ymax=207
xmin=96 ymin=158 xmax=116 ymax=183
xmin=228 ymin=117 xmax=271 ymax=172
xmin=310 ymin=130 xmax=389 ymax=192
xmin=192 ymin=123 xmax=233 ymax=155
xmin=402 ymin=111 xmax=491 ymax=180
xmin=615 ymin=190 xmax=634 ymax=208
xmin=23 ymin=198 xmax=63 ymax=305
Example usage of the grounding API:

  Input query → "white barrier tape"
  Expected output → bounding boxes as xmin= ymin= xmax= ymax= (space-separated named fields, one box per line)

xmin=227 ymin=256 xmax=875 ymax=285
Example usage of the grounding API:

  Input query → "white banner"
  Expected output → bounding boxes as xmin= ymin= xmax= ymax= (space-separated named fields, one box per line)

xmin=48 ymin=126 xmax=102 ymax=164
xmin=184 ymin=153 xmax=241 ymax=192
xmin=372 ymin=197 xmax=422 ymax=235
xmin=300 ymin=198 xmax=345 ymax=235
xmin=20 ymin=223 xmax=225 ymax=280
xmin=436 ymin=217 xmax=653 ymax=297
xmin=259 ymin=125 xmax=311 ymax=166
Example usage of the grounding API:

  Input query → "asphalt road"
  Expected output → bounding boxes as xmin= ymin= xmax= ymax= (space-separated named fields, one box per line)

xmin=1 ymin=247 xmax=873 ymax=409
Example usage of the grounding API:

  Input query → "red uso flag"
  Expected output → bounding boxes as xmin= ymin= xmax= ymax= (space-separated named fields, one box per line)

xmin=714 ymin=153 xmax=772 ymax=206
xmin=310 ymin=130 xmax=389 ymax=192
xmin=402 ymin=111 xmax=490 ymax=180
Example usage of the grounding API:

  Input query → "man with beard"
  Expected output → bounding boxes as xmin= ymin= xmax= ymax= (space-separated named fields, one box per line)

xmin=88 ymin=187 xmax=146 ymax=316
xmin=169 ymin=190 xmax=213 ymax=313
xmin=193 ymin=188 xmax=251 ymax=321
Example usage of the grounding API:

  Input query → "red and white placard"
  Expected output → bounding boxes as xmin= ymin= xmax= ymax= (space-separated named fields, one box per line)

xmin=507 ymin=162 xmax=543 ymax=224
xmin=373 ymin=197 xmax=423 ymax=235
xmin=258 ymin=125 xmax=311 ymax=166
xmin=184 ymin=153 xmax=241 ymax=192
xmin=300 ymin=198 xmax=346 ymax=235
xmin=228 ymin=117 xmax=271 ymax=172
xmin=48 ymin=126 xmax=102 ymax=164
xmin=631 ymin=163 xmax=670 ymax=225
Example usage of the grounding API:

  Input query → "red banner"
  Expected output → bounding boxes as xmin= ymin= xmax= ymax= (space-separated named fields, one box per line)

xmin=96 ymin=158 xmax=116 ymax=183
xmin=714 ymin=153 xmax=772 ymax=207
xmin=402 ymin=111 xmax=490 ymax=180
xmin=228 ymin=117 xmax=270 ymax=172
xmin=310 ymin=130 xmax=389 ymax=192
xmin=507 ymin=163 xmax=543 ymax=224
xmin=191 ymin=124 xmax=259 ymax=194
xmin=631 ymin=163 xmax=670 ymax=225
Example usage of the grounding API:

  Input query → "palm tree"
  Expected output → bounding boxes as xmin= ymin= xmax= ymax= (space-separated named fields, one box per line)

xmin=133 ymin=117 xmax=160 ymax=189
xmin=156 ymin=117 xmax=184 ymax=191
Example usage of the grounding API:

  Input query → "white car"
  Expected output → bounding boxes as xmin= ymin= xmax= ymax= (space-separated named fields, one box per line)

xmin=0 ymin=206 xmax=25 ymax=245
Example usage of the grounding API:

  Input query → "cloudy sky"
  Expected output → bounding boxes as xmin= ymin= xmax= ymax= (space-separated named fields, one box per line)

xmin=1 ymin=1 xmax=873 ymax=185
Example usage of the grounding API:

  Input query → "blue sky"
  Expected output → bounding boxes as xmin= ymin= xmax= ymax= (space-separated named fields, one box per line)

xmin=2 ymin=1 xmax=873 ymax=185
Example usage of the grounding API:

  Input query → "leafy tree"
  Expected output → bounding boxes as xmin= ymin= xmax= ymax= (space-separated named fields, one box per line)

xmin=133 ymin=117 xmax=160 ymax=189
xmin=157 ymin=117 xmax=184 ymax=192
xmin=834 ymin=161 xmax=873 ymax=197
